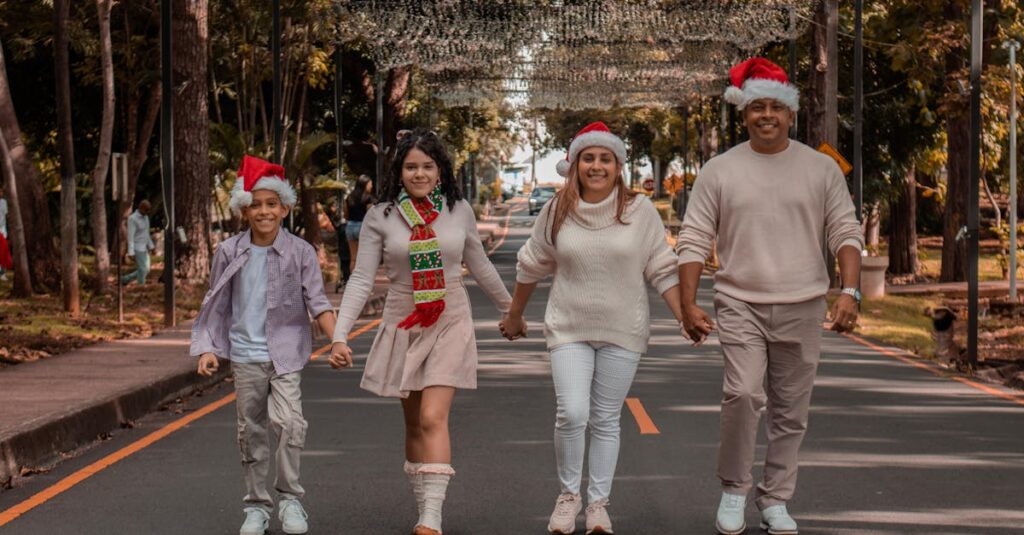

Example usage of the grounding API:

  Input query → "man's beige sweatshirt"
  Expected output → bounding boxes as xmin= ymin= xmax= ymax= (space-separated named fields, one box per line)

xmin=675 ymin=140 xmax=864 ymax=304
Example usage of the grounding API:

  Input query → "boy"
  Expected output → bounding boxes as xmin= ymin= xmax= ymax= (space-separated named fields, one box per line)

xmin=191 ymin=155 xmax=336 ymax=535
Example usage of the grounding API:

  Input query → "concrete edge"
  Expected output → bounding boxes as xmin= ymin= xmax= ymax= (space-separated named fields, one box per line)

xmin=0 ymin=290 xmax=390 ymax=491
xmin=0 ymin=365 xmax=230 ymax=490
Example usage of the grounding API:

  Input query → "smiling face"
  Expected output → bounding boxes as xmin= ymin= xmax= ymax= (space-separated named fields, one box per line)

xmin=243 ymin=189 xmax=289 ymax=242
xmin=743 ymin=98 xmax=794 ymax=153
xmin=576 ymin=146 xmax=619 ymax=200
xmin=401 ymin=147 xmax=440 ymax=198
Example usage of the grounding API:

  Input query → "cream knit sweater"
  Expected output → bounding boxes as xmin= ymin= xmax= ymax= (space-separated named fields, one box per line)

xmin=516 ymin=190 xmax=679 ymax=353
xmin=676 ymin=140 xmax=864 ymax=304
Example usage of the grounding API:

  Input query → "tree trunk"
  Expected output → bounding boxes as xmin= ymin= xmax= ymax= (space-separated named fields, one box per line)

xmin=888 ymin=164 xmax=919 ymax=276
xmin=806 ymin=0 xmax=838 ymax=149
xmin=54 ymin=0 xmax=80 ymax=316
xmin=940 ymin=1 xmax=971 ymax=283
xmin=864 ymin=201 xmax=881 ymax=251
xmin=0 ymin=43 xmax=60 ymax=291
xmin=173 ymin=0 xmax=211 ymax=282
xmin=0 ymin=125 xmax=31 ymax=297
xmin=89 ymin=0 xmax=114 ymax=294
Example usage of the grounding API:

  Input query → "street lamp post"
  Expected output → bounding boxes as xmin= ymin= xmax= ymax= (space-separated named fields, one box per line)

xmin=967 ymin=0 xmax=983 ymax=367
xmin=1004 ymin=39 xmax=1020 ymax=303
xmin=160 ymin=0 xmax=174 ymax=327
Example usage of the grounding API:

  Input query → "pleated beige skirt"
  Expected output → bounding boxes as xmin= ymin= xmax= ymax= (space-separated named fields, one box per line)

xmin=360 ymin=280 xmax=478 ymax=398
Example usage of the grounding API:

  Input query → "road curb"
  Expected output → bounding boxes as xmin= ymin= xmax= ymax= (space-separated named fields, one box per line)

xmin=0 ymin=365 xmax=229 ymax=489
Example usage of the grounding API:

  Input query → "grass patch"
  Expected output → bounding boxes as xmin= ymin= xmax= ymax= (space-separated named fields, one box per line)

xmin=829 ymin=293 xmax=942 ymax=359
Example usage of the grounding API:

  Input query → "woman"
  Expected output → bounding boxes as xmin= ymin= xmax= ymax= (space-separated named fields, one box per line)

xmin=501 ymin=121 xmax=684 ymax=535
xmin=345 ymin=174 xmax=376 ymax=274
xmin=329 ymin=129 xmax=511 ymax=535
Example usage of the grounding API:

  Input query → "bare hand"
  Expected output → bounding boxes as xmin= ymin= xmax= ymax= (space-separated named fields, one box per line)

xmin=499 ymin=313 xmax=527 ymax=340
xmin=197 ymin=353 xmax=219 ymax=376
xmin=829 ymin=294 xmax=859 ymax=333
xmin=681 ymin=304 xmax=714 ymax=346
xmin=328 ymin=342 xmax=354 ymax=369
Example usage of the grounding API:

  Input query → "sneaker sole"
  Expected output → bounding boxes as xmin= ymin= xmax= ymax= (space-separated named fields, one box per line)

xmin=587 ymin=526 xmax=613 ymax=534
xmin=716 ymin=519 xmax=747 ymax=535
xmin=547 ymin=525 xmax=575 ymax=534
xmin=759 ymin=522 xmax=797 ymax=535
xmin=282 ymin=527 xmax=308 ymax=535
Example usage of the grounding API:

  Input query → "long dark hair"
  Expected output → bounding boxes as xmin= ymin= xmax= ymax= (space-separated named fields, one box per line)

xmin=381 ymin=128 xmax=463 ymax=214
xmin=346 ymin=174 xmax=375 ymax=210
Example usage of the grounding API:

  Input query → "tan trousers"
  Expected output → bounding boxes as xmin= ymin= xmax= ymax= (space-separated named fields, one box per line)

xmin=713 ymin=292 xmax=827 ymax=509
xmin=233 ymin=362 xmax=307 ymax=512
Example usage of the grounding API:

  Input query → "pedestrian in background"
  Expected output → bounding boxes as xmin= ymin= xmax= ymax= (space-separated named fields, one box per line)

xmin=344 ymin=174 xmax=375 ymax=275
xmin=0 ymin=185 xmax=8 ymax=281
xmin=501 ymin=121 xmax=684 ymax=535
xmin=677 ymin=57 xmax=863 ymax=535
xmin=192 ymin=155 xmax=336 ymax=535
xmin=121 ymin=200 xmax=155 ymax=285
xmin=326 ymin=192 xmax=352 ymax=292
xmin=328 ymin=129 xmax=511 ymax=535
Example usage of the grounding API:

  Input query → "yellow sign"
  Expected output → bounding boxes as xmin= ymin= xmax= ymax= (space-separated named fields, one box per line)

xmin=817 ymin=142 xmax=853 ymax=176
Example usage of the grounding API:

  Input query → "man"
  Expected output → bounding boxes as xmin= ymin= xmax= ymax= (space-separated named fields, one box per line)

xmin=122 ymin=200 xmax=155 ymax=285
xmin=676 ymin=57 xmax=863 ymax=535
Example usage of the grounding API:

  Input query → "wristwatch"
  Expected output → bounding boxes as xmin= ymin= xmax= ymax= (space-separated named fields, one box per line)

xmin=841 ymin=287 xmax=862 ymax=304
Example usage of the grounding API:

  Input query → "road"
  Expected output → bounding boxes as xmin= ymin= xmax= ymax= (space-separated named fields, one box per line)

xmin=1 ymin=200 xmax=1023 ymax=534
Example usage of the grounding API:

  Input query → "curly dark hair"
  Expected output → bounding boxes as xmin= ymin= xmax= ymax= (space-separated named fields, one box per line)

xmin=380 ymin=128 xmax=463 ymax=214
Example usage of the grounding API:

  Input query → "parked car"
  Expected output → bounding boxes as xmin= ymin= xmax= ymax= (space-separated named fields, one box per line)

xmin=528 ymin=186 xmax=557 ymax=215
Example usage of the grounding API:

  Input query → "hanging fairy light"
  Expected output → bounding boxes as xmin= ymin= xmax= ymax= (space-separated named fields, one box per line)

xmin=332 ymin=0 xmax=815 ymax=109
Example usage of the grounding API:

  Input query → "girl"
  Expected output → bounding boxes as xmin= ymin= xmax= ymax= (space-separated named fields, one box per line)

xmin=329 ymin=129 xmax=511 ymax=535
xmin=501 ymin=122 xmax=684 ymax=535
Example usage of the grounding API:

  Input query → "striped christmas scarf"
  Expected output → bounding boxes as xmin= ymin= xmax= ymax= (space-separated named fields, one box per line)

xmin=396 ymin=186 xmax=446 ymax=329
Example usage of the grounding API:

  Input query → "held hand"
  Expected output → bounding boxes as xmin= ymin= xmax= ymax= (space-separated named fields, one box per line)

xmin=499 ymin=313 xmax=527 ymax=341
xmin=829 ymin=294 xmax=859 ymax=333
xmin=681 ymin=303 xmax=714 ymax=346
xmin=197 ymin=353 xmax=219 ymax=376
xmin=328 ymin=342 xmax=354 ymax=369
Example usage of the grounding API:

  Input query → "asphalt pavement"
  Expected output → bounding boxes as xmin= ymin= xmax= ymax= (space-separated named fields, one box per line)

xmin=1 ymin=200 xmax=1022 ymax=534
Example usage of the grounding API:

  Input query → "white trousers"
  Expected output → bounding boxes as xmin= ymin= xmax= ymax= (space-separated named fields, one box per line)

xmin=549 ymin=342 xmax=641 ymax=503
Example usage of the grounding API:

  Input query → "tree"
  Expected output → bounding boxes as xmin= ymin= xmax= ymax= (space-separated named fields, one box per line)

xmin=807 ymin=0 xmax=839 ymax=150
xmin=54 ymin=0 xmax=79 ymax=315
xmin=0 ymin=41 xmax=60 ymax=291
xmin=88 ymin=0 xmax=114 ymax=294
xmin=172 ymin=0 xmax=211 ymax=282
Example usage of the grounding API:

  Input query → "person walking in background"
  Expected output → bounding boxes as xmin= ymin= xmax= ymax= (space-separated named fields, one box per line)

xmin=344 ymin=174 xmax=376 ymax=275
xmin=328 ymin=129 xmax=512 ymax=535
xmin=121 ymin=199 xmax=155 ymax=286
xmin=326 ymin=192 xmax=351 ymax=293
xmin=676 ymin=57 xmax=863 ymax=535
xmin=0 ymin=185 xmax=8 ymax=281
xmin=501 ymin=121 xmax=684 ymax=535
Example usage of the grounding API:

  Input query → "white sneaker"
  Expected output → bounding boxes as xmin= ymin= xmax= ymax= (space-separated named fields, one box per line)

xmin=585 ymin=498 xmax=613 ymax=534
xmin=239 ymin=507 xmax=270 ymax=535
xmin=715 ymin=492 xmax=747 ymax=535
xmin=760 ymin=504 xmax=798 ymax=535
xmin=278 ymin=499 xmax=309 ymax=534
xmin=547 ymin=492 xmax=582 ymax=534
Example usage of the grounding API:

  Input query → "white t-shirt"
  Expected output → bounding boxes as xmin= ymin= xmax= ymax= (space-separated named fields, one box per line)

xmin=228 ymin=245 xmax=271 ymax=363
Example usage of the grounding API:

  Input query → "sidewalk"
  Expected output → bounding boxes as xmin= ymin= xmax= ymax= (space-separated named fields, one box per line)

xmin=887 ymin=279 xmax=1022 ymax=298
xmin=0 ymin=212 xmax=510 ymax=490
xmin=0 ymin=274 xmax=387 ymax=490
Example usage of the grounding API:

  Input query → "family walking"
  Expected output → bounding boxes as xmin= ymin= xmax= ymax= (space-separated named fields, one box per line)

xmin=189 ymin=56 xmax=862 ymax=535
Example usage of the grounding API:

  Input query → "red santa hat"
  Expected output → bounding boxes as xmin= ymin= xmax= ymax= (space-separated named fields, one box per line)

xmin=723 ymin=57 xmax=800 ymax=112
xmin=228 ymin=155 xmax=296 ymax=213
xmin=555 ymin=121 xmax=627 ymax=177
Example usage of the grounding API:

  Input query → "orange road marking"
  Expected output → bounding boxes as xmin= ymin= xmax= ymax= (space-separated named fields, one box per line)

xmin=486 ymin=205 xmax=516 ymax=256
xmin=844 ymin=333 xmax=1024 ymax=407
xmin=0 ymin=319 xmax=380 ymax=527
xmin=625 ymin=397 xmax=661 ymax=435
xmin=310 ymin=318 xmax=381 ymax=360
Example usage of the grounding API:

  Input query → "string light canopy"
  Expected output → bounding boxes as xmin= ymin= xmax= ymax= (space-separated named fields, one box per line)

xmin=333 ymin=1 xmax=815 ymax=109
